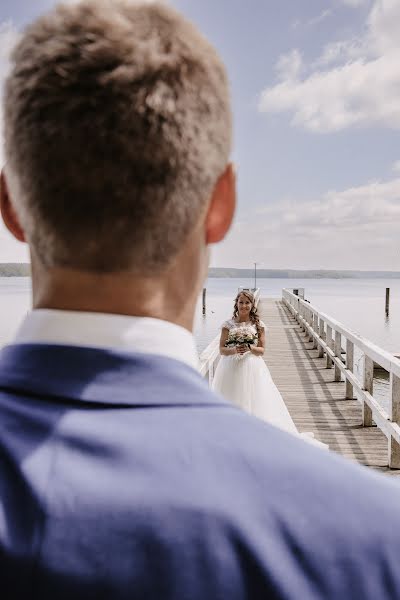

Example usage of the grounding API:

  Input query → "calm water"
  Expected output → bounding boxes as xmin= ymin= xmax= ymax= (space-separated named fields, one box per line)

xmin=194 ymin=277 xmax=400 ymax=354
xmin=0 ymin=277 xmax=398 ymax=411
xmin=0 ymin=278 xmax=32 ymax=346
xmin=0 ymin=277 xmax=398 ymax=354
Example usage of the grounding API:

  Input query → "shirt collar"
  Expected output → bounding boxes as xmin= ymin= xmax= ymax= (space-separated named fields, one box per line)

xmin=14 ymin=309 xmax=199 ymax=371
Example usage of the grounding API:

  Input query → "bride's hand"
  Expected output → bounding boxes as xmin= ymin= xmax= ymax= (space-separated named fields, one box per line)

xmin=236 ymin=344 xmax=247 ymax=355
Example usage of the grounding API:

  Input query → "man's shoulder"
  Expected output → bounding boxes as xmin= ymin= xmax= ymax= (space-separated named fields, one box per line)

xmin=1 ymin=345 xmax=400 ymax=598
xmin=0 ymin=342 xmax=223 ymax=407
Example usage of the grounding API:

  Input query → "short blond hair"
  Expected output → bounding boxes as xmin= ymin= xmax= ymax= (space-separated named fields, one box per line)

xmin=3 ymin=0 xmax=231 ymax=272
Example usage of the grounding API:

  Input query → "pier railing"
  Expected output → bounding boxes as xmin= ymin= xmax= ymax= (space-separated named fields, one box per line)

xmin=199 ymin=288 xmax=260 ymax=383
xmin=283 ymin=288 xmax=400 ymax=468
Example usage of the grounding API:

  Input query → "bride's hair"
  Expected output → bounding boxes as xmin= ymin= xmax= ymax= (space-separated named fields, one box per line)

xmin=233 ymin=290 xmax=261 ymax=338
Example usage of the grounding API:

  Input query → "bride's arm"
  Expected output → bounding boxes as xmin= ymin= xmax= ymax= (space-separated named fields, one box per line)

xmin=250 ymin=327 xmax=265 ymax=356
xmin=219 ymin=328 xmax=237 ymax=356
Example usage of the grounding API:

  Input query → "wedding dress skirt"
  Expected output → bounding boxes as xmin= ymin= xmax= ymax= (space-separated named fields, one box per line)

xmin=212 ymin=352 xmax=327 ymax=449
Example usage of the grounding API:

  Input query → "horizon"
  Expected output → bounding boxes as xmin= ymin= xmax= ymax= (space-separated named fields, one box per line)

xmin=0 ymin=0 xmax=399 ymax=271
xmin=1 ymin=262 xmax=400 ymax=276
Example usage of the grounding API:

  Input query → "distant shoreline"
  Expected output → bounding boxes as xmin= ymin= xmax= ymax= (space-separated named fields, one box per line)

xmin=0 ymin=263 xmax=31 ymax=277
xmin=1 ymin=263 xmax=400 ymax=279
xmin=208 ymin=268 xmax=400 ymax=279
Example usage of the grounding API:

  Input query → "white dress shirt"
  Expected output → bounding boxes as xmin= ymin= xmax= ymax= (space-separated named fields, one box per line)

xmin=14 ymin=309 xmax=199 ymax=370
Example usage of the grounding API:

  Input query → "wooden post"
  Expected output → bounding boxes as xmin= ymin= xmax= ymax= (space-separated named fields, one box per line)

xmin=362 ymin=355 xmax=374 ymax=426
xmin=386 ymin=288 xmax=390 ymax=317
xmin=334 ymin=331 xmax=341 ymax=382
xmin=345 ymin=340 xmax=354 ymax=399
xmin=388 ymin=373 xmax=400 ymax=469
xmin=389 ymin=372 xmax=400 ymax=423
xmin=318 ymin=318 xmax=324 ymax=358
xmin=312 ymin=314 xmax=318 ymax=349
xmin=319 ymin=319 xmax=325 ymax=340
xmin=389 ymin=436 xmax=400 ymax=469
xmin=308 ymin=309 xmax=313 ymax=342
xmin=326 ymin=325 xmax=333 ymax=368
xmin=202 ymin=288 xmax=206 ymax=315
xmin=389 ymin=372 xmax=400 ymax=469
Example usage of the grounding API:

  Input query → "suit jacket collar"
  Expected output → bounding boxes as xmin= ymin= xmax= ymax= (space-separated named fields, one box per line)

xmin=14 ymin=309 xmax=199 ymax=371
xmin=0 ymin=344 xmax=228 ymax=409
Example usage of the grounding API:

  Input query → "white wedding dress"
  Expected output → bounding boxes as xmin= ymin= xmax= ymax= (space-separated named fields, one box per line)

xmin=212 ymin=319 xmax=327 ymax=449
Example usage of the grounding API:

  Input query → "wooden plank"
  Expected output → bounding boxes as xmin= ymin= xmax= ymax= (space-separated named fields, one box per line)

xmin=259 ymin=298 xmax=396 ymax=474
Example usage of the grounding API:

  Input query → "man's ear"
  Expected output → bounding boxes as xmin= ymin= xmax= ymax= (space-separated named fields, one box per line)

xmin=205 ymin=163 xmax=236 ymax=244
xmin=0 ymin=170 xmax=26 ymax=242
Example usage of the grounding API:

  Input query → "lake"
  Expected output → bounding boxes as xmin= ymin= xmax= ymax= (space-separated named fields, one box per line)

xmin=194 ymin=277 xmax=400 ymax=354
xmin=0 ymin=276 xmax=398 ymax=412
xmin=0 ymin=277 xmax=400 ymax=354
xmin=0 ymin=277 xmax=398 ymax=355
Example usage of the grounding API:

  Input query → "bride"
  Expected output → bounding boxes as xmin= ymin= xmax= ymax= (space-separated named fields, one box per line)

xmin=212 ymin=290 xmax=327 ymax=448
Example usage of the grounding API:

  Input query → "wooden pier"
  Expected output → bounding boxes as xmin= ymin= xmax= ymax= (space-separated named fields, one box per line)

xmin=259 ymin=297 xmax=400 ymax=476
xmin=199 ymin=289 xmax=400 ymax=475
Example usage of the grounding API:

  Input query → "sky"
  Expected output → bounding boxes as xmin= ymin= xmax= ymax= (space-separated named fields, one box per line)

xmin=0 ymin=0 xmax=399 ymax=270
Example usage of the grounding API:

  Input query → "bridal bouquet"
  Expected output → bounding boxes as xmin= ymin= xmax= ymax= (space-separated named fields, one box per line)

xmin=225 ymin=328 xmax=258 ymax=359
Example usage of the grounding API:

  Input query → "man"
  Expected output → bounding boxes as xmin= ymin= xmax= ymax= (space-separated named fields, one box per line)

xmin=1 ymin=1 xmax=400 ymax=598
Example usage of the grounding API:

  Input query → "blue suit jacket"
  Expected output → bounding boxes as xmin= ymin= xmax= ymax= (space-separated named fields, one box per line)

xmin=1 ymin=343 xmax=400 ymax=599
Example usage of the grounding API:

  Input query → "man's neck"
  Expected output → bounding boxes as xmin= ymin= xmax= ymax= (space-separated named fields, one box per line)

xmin=31 ymin=266 xmax=200 ymax=333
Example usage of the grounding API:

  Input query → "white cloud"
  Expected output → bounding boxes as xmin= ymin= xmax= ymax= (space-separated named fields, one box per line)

xmin=292 ymin=9 xmax=333 ymax=30
xmin=0 ymin=21 xmax=19 ymax=169
xmin=259 ymin=0 xmax=400 ymax=133
xmin=309 ymin=9 xmax=333 ymax=26
xmin=0 ymin=21 xmax=18 ymax=61
xmin=314 ymin=37 xmax=371 ymax=68
xmin=368 ymin=0 xmax=400 ymax=54
xmin=392 ymin=160 xmax=400 ymax=173
xmin=212 ymin=175 xmax=400 ymax=270
xmin=0 ymin=21 xmax=29 ymax=261
xmin=340 ymin=0 xmax=368 ymax=6
xmin=275 ymin=49 xmax=303 ymax=81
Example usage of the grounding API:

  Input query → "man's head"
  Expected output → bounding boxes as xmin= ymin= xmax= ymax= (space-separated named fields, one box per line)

xmin=1 ymin=0 xmax=233 ymax=275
